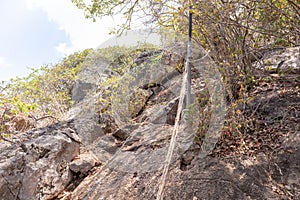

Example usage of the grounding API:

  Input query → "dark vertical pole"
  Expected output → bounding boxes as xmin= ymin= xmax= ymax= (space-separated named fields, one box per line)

xmin=186 ymin=5 xmax=192 ymax=108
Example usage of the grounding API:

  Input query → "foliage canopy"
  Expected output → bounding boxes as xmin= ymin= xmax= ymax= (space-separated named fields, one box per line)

xmin=72 ymin=0 xmax=299 ymax=98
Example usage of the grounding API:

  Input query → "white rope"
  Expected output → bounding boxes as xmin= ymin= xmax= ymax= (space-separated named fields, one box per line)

xmin=156 ymin=59 xmax=189 ymax=200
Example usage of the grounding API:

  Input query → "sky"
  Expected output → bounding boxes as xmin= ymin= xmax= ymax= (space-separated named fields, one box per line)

xmin=0 ymin=0 xmax=118 ymax=82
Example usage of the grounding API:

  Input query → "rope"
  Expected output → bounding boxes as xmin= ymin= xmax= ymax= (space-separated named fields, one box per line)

xmin=156 ymin=5 xmax=193 ymax=199
xmin=156 ymin=59 xmax=189 ymax=200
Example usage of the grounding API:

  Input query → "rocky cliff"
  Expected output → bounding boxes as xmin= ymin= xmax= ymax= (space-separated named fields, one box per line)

xmin=0 ymin=47 xmax=299 ymax=200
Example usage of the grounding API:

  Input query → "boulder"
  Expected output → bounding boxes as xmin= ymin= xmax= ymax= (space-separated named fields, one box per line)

xmin=0 ymin=121 xmax=80 ymax=200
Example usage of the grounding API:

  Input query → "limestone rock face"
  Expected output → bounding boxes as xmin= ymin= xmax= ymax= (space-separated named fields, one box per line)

xmin=59 ymin=131 xmax=300 ymax=200
xmin=253 ymin=46 xmax=300 ymax=72
xmin=0 ymin=47 xmax=299 ymax=200
xmin=0 ymin=121 xmax=80 ymax=200
xmin=58 ymin=46 xmax=299 ymax=199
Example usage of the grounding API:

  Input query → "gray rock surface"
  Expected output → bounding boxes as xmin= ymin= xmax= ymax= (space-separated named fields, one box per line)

xmin=0 ymin=47 xmax=298 ymax=200
xmin=59 ymin=130 xmax=299 ymax=200
xmin=69 ymin=153 xmax=98 ymax=175
xmin=253 ymin=46 xmax=300 ymax=72
xmin=0 ymin=121 xmax=80 ymax=200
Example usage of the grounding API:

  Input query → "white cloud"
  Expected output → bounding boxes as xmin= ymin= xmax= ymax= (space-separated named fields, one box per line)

xmin=0 ymin=56 xmax=12 ymax=70
xmin=25 ymin=0 xmax=119 ymax=55
xmin=55 ymin=42 xmax=68 ymax=54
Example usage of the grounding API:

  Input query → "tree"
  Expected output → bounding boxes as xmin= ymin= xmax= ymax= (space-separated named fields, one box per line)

xmin=0 ymin=49 xmax=93 ymax=137
xmin=0 ymin=45 xmax=159 ymax=138
xmin=72 ymin=0 xmax=299 ymax=99
xmin=71 ymin=0 xmax=181 ymax=33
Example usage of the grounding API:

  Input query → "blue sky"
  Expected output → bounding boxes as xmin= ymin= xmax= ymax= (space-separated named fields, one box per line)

xmin=0 ymin=0 xmax=116 ymax=82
